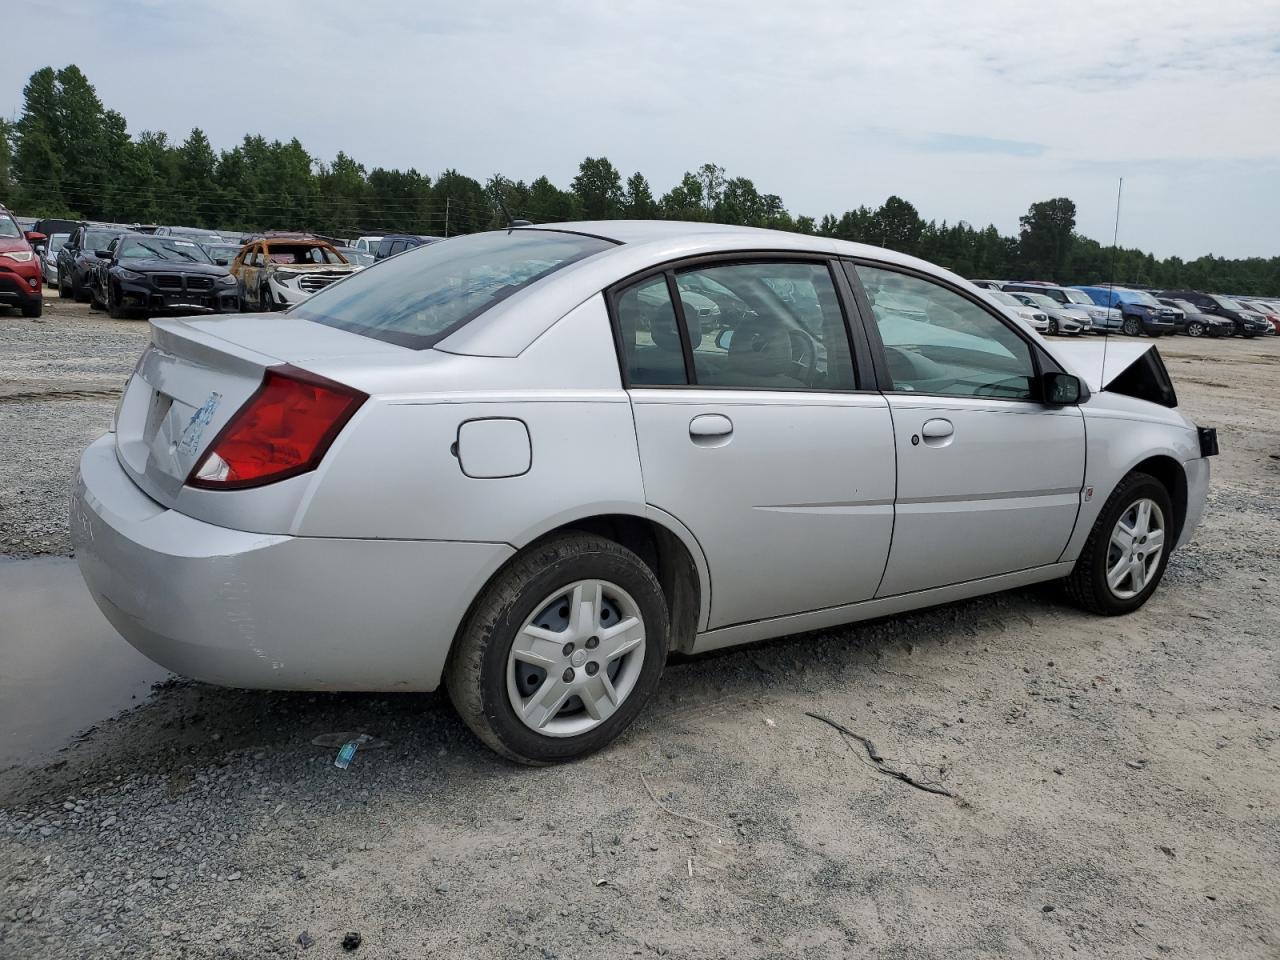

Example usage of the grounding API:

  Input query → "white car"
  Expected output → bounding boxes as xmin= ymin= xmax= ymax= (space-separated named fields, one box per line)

xmin=72 ymin=221 xmax=1215 ymax=763
xmin=354 ymin=235 xmax=383 ymax=254
xmin=985 ymin=289 xmax=1050 ymax=333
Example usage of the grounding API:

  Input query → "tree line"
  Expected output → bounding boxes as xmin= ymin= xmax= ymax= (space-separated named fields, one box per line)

xmin=2 ymin=65 xmax=1277 ymax=295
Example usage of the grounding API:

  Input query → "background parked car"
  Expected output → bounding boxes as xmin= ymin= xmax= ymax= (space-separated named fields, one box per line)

xmin=1073 ymin=286 xmax=1177 ymax=336
xmin=984 ymin=289 xmax=1049 ymax=333
xmin=83 ymin=230 xmax=138 ymax=301
xmin=354 ymin=235 xmax=382 ymax=253
xmin=200 ymin=242 xmax=245 ymax=266
xmin=1007 ymin=291 xmax=1086 ymax=335
xmin=1156 ymin=290 xmax=1271 ymax=338
xmin=336 ymin=246 xmax=375 ymax=268
xmin=1156 ymin=298 xmax=1233 ymax=337
xmin=231 ymin=234 xmax=357 ymax=310
xmin=93 ymin=234 xmax=241 ymax=319
xmin=968 ymin=279 xmax=1006 ymax=291
xmin=0 ymin=205 xmax=45 ymax=317
xmin=1001 ymin=282 xmax=1113 ymax=330
xmin=40 ymin=232 xmax=69 ymax=286
xmin=154 ymin=225 xmax=226 ymax=244
xmin=58 ymin=223 xmax=135 ymax=302
xmin=374 ymin=234 xmax=440 ymax=260
xmin=1237 ymin=299 xmax=1280 ymax=335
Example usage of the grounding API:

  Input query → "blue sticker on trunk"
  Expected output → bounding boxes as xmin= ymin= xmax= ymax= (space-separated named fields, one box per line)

xmin=178 ymin=391 xmax=222 ymax=456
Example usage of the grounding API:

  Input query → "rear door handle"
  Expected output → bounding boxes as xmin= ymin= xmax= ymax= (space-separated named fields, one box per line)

xmin=689 ymin=414 xmax=733 ymax=444
xmin=920 ymin=418 xmax=954 ymax=447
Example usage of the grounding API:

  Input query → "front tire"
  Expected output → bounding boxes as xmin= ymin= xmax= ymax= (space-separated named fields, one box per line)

xmin=1065 ymin=472 xmax=1173 ymax=616
xmin=1122 ymin=316 xmax=1141 ymax=337
xmin=1186 ymin=321 xmax=1204 ymax=337
xmin=1046 ymin=318 xmax=1059 ymax=336
xmin=446 ymin=533 xmax=669 ymax=764
xmin=21 ymin=299 xmax=42 ymax=318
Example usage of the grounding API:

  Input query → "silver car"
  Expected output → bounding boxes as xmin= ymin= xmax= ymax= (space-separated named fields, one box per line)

xmin=41 ymin=232 xmax=69 ymax=286
xmin=72 ymin=222 xmax=1214 ymax=763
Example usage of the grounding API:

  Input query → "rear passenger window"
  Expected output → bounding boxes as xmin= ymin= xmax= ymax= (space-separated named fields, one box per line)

xmin=614 ymin=261 xmax=857 ymax=391
xmin=616 ymin=276 xmax=689 ymax=386
xmin=676 ymin=262 xmax=855 ymax=390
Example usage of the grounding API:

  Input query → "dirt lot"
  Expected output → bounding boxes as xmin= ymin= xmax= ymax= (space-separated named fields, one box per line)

xmin=1 ymin=297 xmax=1277 ymax=959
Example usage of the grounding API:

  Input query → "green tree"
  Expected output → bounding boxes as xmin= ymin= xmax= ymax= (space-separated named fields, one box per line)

xmin=0 ymin=118 xmax=14 ymax=203
xmin=1018 ymin=197 xmax=1076 ymax=280
xmin=570 ymin=156 xmax=623 ymax=220
xmin=869 ymin=196 xmax=924 ymax=254
xmin=660 ymin=172 xmax=705 ymax=221
xmin=622 ymin=172 xmax=657 ymax=218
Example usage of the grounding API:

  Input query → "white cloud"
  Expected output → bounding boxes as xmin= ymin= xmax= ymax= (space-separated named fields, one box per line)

xmin=3 ymin=0 xmax=1278 ymax=257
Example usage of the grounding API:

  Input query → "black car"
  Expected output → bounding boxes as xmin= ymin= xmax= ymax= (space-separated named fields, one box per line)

xmin=58 ymin=223 xmax=137 ymax=302
xmin=1155 ymin=298 xmax=1233 ymax=338
xmin=93 ymin=235 xmax=241 ymax=319
xmin=1156 ymin=290 xmax=1271 ymax=338
xmin=374 ymin=234 xmax=441 ymax=260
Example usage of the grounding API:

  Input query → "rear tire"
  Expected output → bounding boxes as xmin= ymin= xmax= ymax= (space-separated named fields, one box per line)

xmin=446 ymin=533 xmax=669 ymax=764
xmin=1065 ymin=472 xmax=1174 ymax=616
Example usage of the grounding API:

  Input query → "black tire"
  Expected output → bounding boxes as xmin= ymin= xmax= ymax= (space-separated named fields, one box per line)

xmin=1186 ymin=321 xmax=1204 ymax=337
xmin=107 ymin=284 xmax=130 ymax=320
xmin=1046 ymin=318 xmax=1058 ymax=336
xmin=259 ymin=283 xmax=276 ymax=312
xmin=1122 ymin=316 xmax=1141 ymax=337
xmin=72 ymin=272 xmax=90 ymax=303
xmin=1065 ymin=472 xmax=1174 ymax=616
xmin=57 ymin=269 xmax=69 ymax=299
xmin=21 ymin=299 xmax=42 ymax=319
xmin=446 ymin=532 xmax=670 ymax=764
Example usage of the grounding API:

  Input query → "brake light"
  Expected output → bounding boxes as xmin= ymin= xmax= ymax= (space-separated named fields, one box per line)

xmin=187 ymin=365 xmax=366 ymax=489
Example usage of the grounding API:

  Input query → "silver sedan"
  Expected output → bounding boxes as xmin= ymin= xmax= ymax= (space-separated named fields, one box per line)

xmin=72 ymin=222 xmax=1214 ymax=763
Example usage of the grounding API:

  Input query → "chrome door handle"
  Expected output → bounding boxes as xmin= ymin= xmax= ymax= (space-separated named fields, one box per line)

xmin=689 ymin=414 xmax=733 ymax=443
xmin=920 ymin=418 xmax=954 ymax=448
xmin=921 ymin=418 xmax=954 ymax=439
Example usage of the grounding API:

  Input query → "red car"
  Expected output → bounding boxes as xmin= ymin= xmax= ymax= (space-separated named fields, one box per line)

xmin=0 ymin=205 xmax=44 ymax=317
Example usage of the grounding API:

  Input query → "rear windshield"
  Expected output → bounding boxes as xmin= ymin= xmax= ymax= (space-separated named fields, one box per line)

xmin=294 ymin=230 xmax=615 ymax=349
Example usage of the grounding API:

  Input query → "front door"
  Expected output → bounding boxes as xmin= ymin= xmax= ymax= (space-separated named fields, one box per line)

xmin=615 ymin=259 xmax=897 ymax=629
xmin=851 ymin=263 xmax=1086 ymax=597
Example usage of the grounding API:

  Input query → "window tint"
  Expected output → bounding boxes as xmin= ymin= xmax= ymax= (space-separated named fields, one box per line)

xmin=294 ymin=230 xmax=614 ymax=349
xmin=678 ymin=262 xmax=855 ymax=389
xmin=857 ymin=265 xmax=1036 ymax=400
xmin=616 ymin=276 xmax=689 ymax=385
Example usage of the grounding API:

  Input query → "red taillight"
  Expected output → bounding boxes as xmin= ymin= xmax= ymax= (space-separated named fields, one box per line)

xmin=187 ymin=365 xmax=366 ymax=490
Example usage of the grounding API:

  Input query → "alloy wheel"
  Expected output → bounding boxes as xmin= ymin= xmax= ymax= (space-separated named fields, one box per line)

xmin=1187 ymin=322 xmax=1203 ymax=337
xmin=1105 ymin=498 xmax=1165 ymax=600
xmin=1122 ymin=317 xmax=1141 ymax=336
xmin=506 ymin=579 xmax=647 ymax=738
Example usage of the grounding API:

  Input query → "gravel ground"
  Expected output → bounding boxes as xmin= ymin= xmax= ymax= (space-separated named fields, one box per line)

xmin=1 ymin=301 xmax=1278 ymax=959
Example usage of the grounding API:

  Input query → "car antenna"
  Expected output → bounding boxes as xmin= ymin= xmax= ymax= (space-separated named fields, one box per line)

xmin=1102 ymin=176 xmax=1123 ymax=383
xmin=492 ymin=179 xmax=531 ymax=230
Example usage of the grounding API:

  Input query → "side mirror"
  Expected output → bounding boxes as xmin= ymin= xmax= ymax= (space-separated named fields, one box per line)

xmin=24 ymin=231 xmax=46 ymax=245
xmin=1043 ymin=372 xmax=1082 ymax=406
xmin=215 ymin=258 xmax=228 ymax=266
xmin=1202 ymin=302 xmax=1217 ymax=312
xmin=714 ymin=328 xmax=734 ymax=350
xmin=95 ymin=249 xmax=113 ymax=259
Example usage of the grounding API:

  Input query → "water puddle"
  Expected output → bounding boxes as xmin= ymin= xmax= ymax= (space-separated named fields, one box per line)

xmin=0 ymin=556 xmax=171 ymax=767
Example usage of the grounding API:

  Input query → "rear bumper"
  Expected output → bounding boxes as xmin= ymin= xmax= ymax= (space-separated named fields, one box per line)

xmin=71 ymin=434 xmax=513 ymax=691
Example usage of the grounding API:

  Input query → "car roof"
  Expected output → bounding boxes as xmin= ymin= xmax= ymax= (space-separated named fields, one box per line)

xmin=438 ymin=222 xmax=982 ymax=358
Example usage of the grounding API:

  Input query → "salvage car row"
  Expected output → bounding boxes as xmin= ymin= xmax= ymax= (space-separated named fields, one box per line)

xmin=972 ymin=278 xmax=1280 ymax=338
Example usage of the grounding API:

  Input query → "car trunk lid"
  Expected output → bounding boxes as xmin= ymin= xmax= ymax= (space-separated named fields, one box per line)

xmin=113 ymin=315 xmax=402 ymax=507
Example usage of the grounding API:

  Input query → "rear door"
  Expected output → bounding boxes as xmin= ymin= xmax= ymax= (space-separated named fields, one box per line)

xmin=848 ymin=262 xmax=1085 ymax=597
xmin=614 ymin=257 xmax=896 ymax=629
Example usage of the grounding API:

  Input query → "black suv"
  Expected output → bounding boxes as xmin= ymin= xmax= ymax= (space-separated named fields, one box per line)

xmin=1156 ymin=290 xmax=1271 ymax=338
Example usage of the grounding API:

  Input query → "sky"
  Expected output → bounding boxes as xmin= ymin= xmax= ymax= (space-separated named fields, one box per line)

xmin=5 ymin=0 xmax=1279 ymax=260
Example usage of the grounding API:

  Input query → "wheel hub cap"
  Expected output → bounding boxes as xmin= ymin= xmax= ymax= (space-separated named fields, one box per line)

xmin=506 ymin=579 xmax=647 ymax=738
xmin=1105 ymin=498 xmax=1166 ymax=600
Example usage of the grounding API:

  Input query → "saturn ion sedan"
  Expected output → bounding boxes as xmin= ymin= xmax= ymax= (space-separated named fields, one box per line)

xmin=72 ymin=222 xmax=1216 ymax=763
